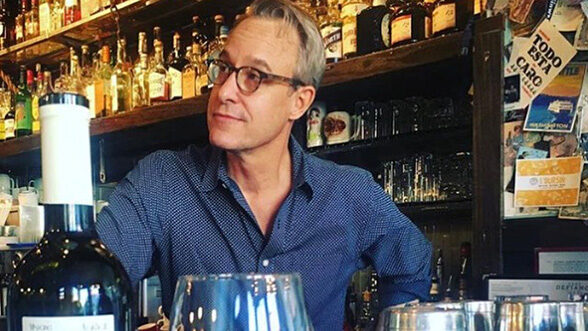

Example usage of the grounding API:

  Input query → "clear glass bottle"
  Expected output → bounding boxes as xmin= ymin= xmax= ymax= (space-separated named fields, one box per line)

xmin=0 ymin=0 xmax=8 ymax=49
xmin=38 ymin=0 xmax=51 ymax=35
xmin=341 ymin=0 xmax=369 ymax=59
xmin=50 ymin=0 xmax=63 ymax=32
xmin=15 ymin=65 xmax=32 ymax=137
xmin=148 ymin=40 xmax=169 ymax=103
xmin=63 ymin=0 xmax=80 ymax=25
xmin=320 ymin=0 xmax=343 ymax=63
xmin=132 ymin=53 xmax=150 ymax=108
xmin=191 ymin=15 xmax=208 ymax=61
xmin=31 ymin=63 xmax=42 ymax=133
xmin=206 ymin=15 xmax=226 ymax=89
xmin=111 ymin=38 xmax=131 ymax=113
xmin=26 ymin=0 xmax=39 ymax=39
xmin=168 ymin=32 xmax=187 ymax=100
xmin=181 ymin=46 xmax=196 ymax=99
xmin=150 ymin=26 xmax=162 ymax=69
xmin=96 ymin=44 xmax=112 ymax=117
xmin=15 ymin=0 xmax=25 ymax=43
xmin=4 ymin=97 xmax=15 ymax=140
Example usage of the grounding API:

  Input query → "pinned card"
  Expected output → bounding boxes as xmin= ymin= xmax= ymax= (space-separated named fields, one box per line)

xmin=506 ymin=19 xmax=578 ymax=110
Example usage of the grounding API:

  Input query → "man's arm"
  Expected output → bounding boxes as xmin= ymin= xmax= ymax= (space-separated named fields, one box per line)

xmin=356 ymin=174 xmax=432 ymax=308
xmin=96 ymin=153 xmax=165 ymax=287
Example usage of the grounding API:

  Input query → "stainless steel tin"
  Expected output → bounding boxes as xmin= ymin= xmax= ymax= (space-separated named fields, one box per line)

xmin=464 ymin=301 xmax=496 ymax=331
xmin=559 ymin=302 xmax=585 ymax=331
xmin=522 ymin=301 xmax=559 ymax=331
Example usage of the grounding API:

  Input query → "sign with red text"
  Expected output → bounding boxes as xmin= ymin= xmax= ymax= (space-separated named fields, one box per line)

xmin=506 ymin=19 xmax=577 ymax=109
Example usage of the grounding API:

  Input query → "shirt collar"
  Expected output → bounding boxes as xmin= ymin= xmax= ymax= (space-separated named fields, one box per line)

xmin=197 ymin=137 xmax=314 ymax=198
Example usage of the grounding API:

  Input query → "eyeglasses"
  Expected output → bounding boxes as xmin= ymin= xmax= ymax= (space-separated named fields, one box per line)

xmin=207 ymin=59 xmax=305 ymax=94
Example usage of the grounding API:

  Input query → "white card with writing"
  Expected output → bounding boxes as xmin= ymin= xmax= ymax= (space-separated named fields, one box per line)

xmin=506 ymin=19 xmax=577 ymax=109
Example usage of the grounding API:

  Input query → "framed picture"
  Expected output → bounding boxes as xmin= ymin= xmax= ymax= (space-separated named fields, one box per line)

xmin=535 ymin=247 xmax=588 ymax=275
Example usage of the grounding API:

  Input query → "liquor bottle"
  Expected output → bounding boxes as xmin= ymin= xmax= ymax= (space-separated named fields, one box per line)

xmin=191 ymin=15 xmax=208 ymax=58
xmin=26 ymin=0 xmax=39 ymax=39
xmin=38 ymin=0 xmax=50 ymax=35
xmin=31 ymin=64 xmax=42 ymax=133
xmin=150 ymin=26 xmax=162 ymax=69
xmin=111 ymin=38 xmax=131 ymax=113
xmin=132 ymin=53 xmax=150 ymax=108
xmin=96 ymin=44 xmax=112 ymax=117
xmin=432 ymin=0 xmax=456 ymax=37
xmin=207 ymin=15 xmax=225 ymax=66
xmin=7 ymin=92 xmax=135 ymax=331
xmin=135 ymin=31 xmax=148 ymax=68
xmin=0 ymin=81 xmax=8 ymax=141
xmin=68 ymin=48 xmax=84 ymax=95
xmin=0 ymin=0 xmax=8 ymax=49
xmin=181 ymin=46 xmax=196 ymax=99
xmin=50 ymin=0 xmax=63 ymax=32
xmin=389 ymin=0 xmax=429 ymax=47
xmin=429 ymin=271 xmax=441 ymax=302
xmin=4 ymin=99 xmax=14 ymax=140
xmin=148 ymin=40 xmax=169 ymax=103
xmin=33 ymin=71 xmax=51 ymax=131
xmin=457 ymin=241 xmax=472 ymax=300
xmin=15 ymin=66 xmax=32 ymax=137
xmin=435 ymin=248 xmax=444 ymax=291
xmin=80 ymin=45 xmax=95 ymax=115
xmin=15 ymin=0 xmax=25 ymax=44
xmin=168 ymin=32 xmax=187 ymax=100
xmin=357 ymin=0 xmax=390 ymax=55
xmin=341 ymin=0 xmax=369 ymax=59
xmin=63 ymin=0 xmax=79 ymax=25
xmin=53 ymin=61 xmax=68 ymax=92
xmin=320 ymin=0 xmax=343 ymax=63
xmin=443 ymin=274 xmax=453 ymax=302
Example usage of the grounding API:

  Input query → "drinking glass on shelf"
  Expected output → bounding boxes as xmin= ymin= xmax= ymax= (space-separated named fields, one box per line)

xmin=169 ymin=273 xmax=313 ymax=331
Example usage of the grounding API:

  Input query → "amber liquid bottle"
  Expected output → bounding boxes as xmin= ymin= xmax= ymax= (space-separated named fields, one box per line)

xmin=432 ymin=0 xmax=457 ymax=37
xmin=389 ymin=0 xmax=428 ymax=47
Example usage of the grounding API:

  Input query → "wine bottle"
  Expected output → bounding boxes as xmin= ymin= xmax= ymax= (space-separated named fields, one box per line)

xmin=7 ymin=92 xmax=135 ymax=331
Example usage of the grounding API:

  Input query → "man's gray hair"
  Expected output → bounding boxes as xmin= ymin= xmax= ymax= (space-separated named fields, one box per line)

xmin=238 ymin=0 xmax=326 ymax=90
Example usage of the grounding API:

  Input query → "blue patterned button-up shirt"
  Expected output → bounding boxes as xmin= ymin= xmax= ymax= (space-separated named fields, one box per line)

xmin=96 ymin=138 xmax=432 ymax=330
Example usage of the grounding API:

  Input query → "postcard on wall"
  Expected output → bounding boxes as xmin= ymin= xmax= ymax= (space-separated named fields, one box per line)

xmin=559 ymin=164 xmax=588 ymax=220
xmin=515 ymin=156 xmax=583 ymax=207
xmin=505 ymin=19 xmax=577 ymax=110
xmin=524 ymin=64 xmax=586 ymax=133
xmin=550 ymin=0 xmax=584 ymax=32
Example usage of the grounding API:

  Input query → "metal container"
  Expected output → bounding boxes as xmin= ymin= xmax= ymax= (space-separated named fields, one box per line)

xmin=377 ymin=306 xmax=466 ymax=331
xmin=497 ymin=301 xmax=525 ymax=331
xmin=522 ymin=301 xmax=559 ymax=331
xmin=559 ymin=302 xmax=585 ymax=331
xmin=464 ymin=301 xmax=496 ymax=331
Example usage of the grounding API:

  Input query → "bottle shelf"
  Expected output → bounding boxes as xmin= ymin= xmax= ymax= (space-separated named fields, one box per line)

xmin=397 ymin=199 xmax=472 ymax=218
xmin=0 ymin=31 xmax=465 ymax=158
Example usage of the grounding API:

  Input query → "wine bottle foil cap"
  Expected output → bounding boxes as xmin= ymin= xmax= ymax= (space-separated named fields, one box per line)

xmin=39 ymin=92 xmax=89 ymax=108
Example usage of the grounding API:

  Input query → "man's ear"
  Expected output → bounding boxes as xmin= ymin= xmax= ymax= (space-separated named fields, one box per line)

xmin=289 ymin=85 xmax=316 ymax=121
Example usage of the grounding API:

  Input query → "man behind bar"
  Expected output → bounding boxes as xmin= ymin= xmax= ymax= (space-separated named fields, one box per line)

xmin=96 ymin=0 xmax=432 ymax=328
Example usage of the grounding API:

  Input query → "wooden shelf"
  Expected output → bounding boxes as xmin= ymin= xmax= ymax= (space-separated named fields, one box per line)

xmin=0 ymin=32 xmax=465 ymax=158
xmin=398 ymin=200 xmax=472 ymax=219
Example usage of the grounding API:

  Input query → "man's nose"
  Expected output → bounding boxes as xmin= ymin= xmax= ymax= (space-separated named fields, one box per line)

xmin=217 ymin=71 xmax=240 ymax=102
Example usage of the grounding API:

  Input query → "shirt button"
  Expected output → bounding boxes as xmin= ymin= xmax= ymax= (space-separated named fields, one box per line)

xmin=262 ymin=259 xmax=270 ymax=267
xmin=221 ymin=183 xmax=227 ymax=189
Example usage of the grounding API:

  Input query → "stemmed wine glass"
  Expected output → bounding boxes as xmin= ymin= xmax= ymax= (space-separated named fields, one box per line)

xmin=169 ymin=273 xmax=314 ymax=331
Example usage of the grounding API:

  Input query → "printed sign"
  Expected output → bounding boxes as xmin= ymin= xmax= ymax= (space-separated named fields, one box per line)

xmin=505 ymin=19 xmax=577 ymax=110
xmin=514 ymin=156 xmax=583 ymax=207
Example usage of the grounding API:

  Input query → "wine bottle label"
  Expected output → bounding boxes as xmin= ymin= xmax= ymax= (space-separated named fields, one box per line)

xmin=322 ymin=24 xmax=343 ymax=60
xmin=15 ymin=101 xmax=31 ymax=130
xmin=0 ymin=120 xmax=5 ymax=140
xmin=381 ymin=13 xmax=391 ymax=48
xmin=149 ymin=72 xmax=166 ymax=99
xmin=425 ymin=16 xmax=432 ymax=39
xmin=169 ymin=67 xmax=182 ymax=99
xmin=433 ymin=3 xmax=456 ymax=34
xmin=86 ymin=84 xmax=96 ymax=118
xmin=342 ymin=17 xmax=358 ymax=56
xmin=110 ymin=75 xmax=119 ymax=112
xmin=4 ymin=118 xmax=14 ymax=138
xmin=23 ymin=315 xmax=115 ymax=330
xmin=391 ymin=15 xmax=412 ymax=45
xmin=15 ymin=24 xmax=23 ymax=41
xmin=39 ymin=4 xmax=51 ymax=35
xmin=197 ymin=73 xmax=208 ymax=95
xmin=182 ymin=69 xmax=196 ymax=99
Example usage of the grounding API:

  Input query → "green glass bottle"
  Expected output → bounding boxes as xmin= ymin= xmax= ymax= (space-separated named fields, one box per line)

xmin=15 ymin=65 xmax=32 ymax=137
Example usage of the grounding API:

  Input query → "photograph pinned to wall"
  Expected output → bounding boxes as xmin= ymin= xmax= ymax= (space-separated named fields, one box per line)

xmin=524 ymin=64 xmax=586 ymax=133
xmin=559 ymin=164 xmax=588 ymax=220
xmin=550 ymin=0 xmax=584 ymax=32
xmin=508 ymin=0 xmax=550 ymax=36
xmin=505 ymin=74 xmax=522 ymax=111
xmin=517 ymin=146 xmax=549 ymax=159
xmin=548 ymin=132 xmax=579 ymax=157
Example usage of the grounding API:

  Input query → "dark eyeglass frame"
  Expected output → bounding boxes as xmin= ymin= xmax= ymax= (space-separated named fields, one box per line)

xmin=208 ymin=59 xmax=306 ymax=94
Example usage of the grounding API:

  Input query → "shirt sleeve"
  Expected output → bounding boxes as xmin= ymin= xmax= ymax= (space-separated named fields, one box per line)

xmin=356 ymin=173 xmax=432 ymax=308
xmin=95 ymin=152 xmax=166 ymax=287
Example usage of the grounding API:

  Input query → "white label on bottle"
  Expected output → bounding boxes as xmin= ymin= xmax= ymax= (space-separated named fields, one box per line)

xmin=391 ymin=15 xmax=412 ymax=45
xmin=381 ymin=13 xmax=391 ymax=47
xmin=110 ymin=75 xmax=118 ymax=112
xmin=169 ymin=67 xmax=182 ymax=99
xmin=322 ymin=24 xmax=343 ymax=60
xmin=23 ymin=315 xmax=115 ymax=330
xmin=39 ymin=3 xmax=51 ymax=35
xmin=86 ymin=84 xmax=96 ymax=118
xmin=433 ymin=3 xmax=456 ymax=34
xmin=64 ymin=0 xmax=76 ymax=6
xmin=342 ymin=17 xmax=358 ymax=56
xmin=15 ymin=24 xmax=23 ymax=41
xmin=4 ymin=119 xmax=14 ymax=138
xmin=149 ymin=72 xmax=166 ymax=99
